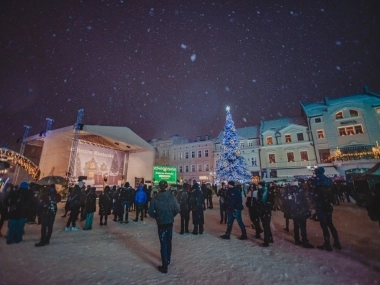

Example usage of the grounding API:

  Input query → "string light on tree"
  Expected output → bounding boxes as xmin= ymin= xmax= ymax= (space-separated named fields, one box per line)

xmin=215 ymin=106 xmax=252 ymax=183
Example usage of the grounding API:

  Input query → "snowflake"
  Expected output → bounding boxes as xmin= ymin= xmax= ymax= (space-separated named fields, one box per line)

xmin=190 ymin=53 xmax=196 ymax=62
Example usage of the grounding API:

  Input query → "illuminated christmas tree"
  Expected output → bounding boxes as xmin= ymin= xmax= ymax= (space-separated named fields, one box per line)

xmin=215 ymin=106 xmax=252 ymax=183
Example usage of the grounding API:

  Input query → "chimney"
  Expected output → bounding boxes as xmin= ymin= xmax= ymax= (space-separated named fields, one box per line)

xmin=205 ymin=135 xmax=210 ymax=140
xmin=197 ymin=135 xmax=201 ymax=142
xmin=324 ymin=97 xmax=329 ymax=106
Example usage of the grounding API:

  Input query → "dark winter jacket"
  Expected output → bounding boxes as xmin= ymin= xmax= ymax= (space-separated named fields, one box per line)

xmin=311 ymin=168 xmax=334 ymax=211
xmin=189 ymin=184 xmax=205 ymax=225
xmin=217 ymin=187 xmax=227 ymax=204
xmin=67 ymin=187 xmax=82 ymax=211
xmin=148 ymin=190 xmax=180 ymax=226
xmin=119 ymin=187 xmax=134 ymax=202
xmin=99 ymin=190 xmax=112 ymax=215
xmin=289 ymin=187 xmax=311 ymax=220
xmin=7 ymin=188 xmax=30 ymax=220
xmin=257 ymin=186 xmax=274 ymax=214
xmin=225 ymin=186 xmax=244 ymax=212
xmin=134 ymin=186 xmax=147 ymax=204
xmin=176 ymin=188 xmax=190 ymax=212
xmin=38 ymin=188 xmax=60 ymax=217
xmin=85 ymin=189 xmax=97 ymax=214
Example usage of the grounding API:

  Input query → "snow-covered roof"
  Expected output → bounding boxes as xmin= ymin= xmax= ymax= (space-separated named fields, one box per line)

xmin=213 ymin=125 xmax=259 ymax=144
xmin=260 ymin=116 xmax=307 ymax=133
xmin=301 ymin=92 xmax=380 ymax=117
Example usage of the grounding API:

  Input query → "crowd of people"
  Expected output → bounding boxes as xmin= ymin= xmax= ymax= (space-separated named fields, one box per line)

xmin=1 ymin=166 xmax=380 ymax=274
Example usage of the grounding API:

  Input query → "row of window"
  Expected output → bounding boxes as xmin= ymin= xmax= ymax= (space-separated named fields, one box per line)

xmin=266 ymin=133 xmax=304 ymax=145
xmin=173 ymin=150 xmax=209 ymax=160
xmin=268 ymin=151 xmax=309 ymax=163
xmin=178 ymin=164 xmax=210 ymax=173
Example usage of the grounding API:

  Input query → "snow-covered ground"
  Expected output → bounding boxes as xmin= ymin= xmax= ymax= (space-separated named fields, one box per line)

xmin=1 ymin=198 xmax=379 ymax=285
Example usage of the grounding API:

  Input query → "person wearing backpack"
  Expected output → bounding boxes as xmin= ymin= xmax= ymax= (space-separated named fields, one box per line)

xmin=65 ymin=185 xmax=82 ymax=231
xmin=35 ymin=184 xmax=61 ymax=247
xmin=311 ymin=167 xmax=342 ymax=251
xmin=289 ymin=185 xmax=314 ymax=249
xmin=176 ymin=182 xmax=190 ymax=234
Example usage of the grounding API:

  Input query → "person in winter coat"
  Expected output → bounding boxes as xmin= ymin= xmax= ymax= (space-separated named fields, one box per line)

xmin=246 ymin=183 xmax=263 ymax=238
xmin=311 ymin=167 xmax=342 ymax=251
xmin=220 ymin=181 xmax=247 ymax=240
xmin=217 ymin=183 xmax=227 ymax=224
xmin=176 ymin=182 xmax=191 ymax=234
xmin=149 ymin=180 xmax=180 ymax=274
xmin=6 ymin=182 xmax=31 ymax=244
xmin=65 ymin=185 xmax=82 ymax=231
xmin=257 ymin=181 xmax=274 ymax=247
xmin=201 ymin=182 xmax=208 ymax=210
xmin=133 ymin=184 xmax=147 ymax=222
xmin=99 ymin=186 xmax=112 ymax=225
xmin=84 ymin=187 xmax=97 ymax=230
xmin=207 ymin=184 xmax=213 ymax=209
xmin=0 ymin=183 xmax=12 ymax=237
xmin=112 ymin=187 xmax=122 ymax=222
xmin=289 ymin=185 xmax=314 ymax=248
xmin=35 ymin=184 xmax=61 ymax=247
xmin=143 ymin=184 xmax=150 ymax=218
xmin=189 ymin=180 xmax=205 ymax=235
xmin=281 ymin=185 xmax=293 ymax=232
xmin=119 ymin=182 xmax=134 ymax=223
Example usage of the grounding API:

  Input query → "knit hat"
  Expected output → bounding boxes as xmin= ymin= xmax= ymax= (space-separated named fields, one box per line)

xmin=19 ymin=181 xmax=29 ymax=189
xmin=228 ymin=181 xmax=235 ymax=186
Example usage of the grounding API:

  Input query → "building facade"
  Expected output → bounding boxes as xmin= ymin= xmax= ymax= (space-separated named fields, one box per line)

xmin=301 ymin=88 xmax=380 ymax=179
xmin=259 ymin=117 xmax=321 ymax=180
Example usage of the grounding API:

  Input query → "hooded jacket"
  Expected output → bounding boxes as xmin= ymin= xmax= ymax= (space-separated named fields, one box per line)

xmin=149 ymin=190 xmax=180 ymax=225
xmin=134 ymin=185 xmax=147 ymax=204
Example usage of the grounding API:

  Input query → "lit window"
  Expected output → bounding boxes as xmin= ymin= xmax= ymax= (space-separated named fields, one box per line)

xmin=287 ymin=152 xmax=294 ymax=162
xmin=266 ymin=137 xmax=273 ymax=145
xmin=269 ymin=154 xmax=276 ymax=163
xmin=338 ymin=127 xmax=347 ymax=136
xmin=317 ymin=130 xmax=324 ymax=139
xmin=179 ymin=152 xmax=183 ymax=159
xmin=297 ymin=133 xmax=304 ymax=141
xmin=354 ymin=125 xmax=363 ymax=134
xmin=349 ymin=110 xmax=359 ymax=117
xmin=285 ymin=135 xmax=291 ymax=143
xmin=204 ymin=150 xmax=209 ymax=157
xmin=376 ymin=108 xmax=380 ymax=114
xmin=336 ymin=111 xmax=344 ymax=119
xmin=198 ymin=150 xmax=202 ymax=158
xmin=346 ymin=126 xmax=355 ymax=135
xmin=300 ymin=151 xmax=309 ymax=161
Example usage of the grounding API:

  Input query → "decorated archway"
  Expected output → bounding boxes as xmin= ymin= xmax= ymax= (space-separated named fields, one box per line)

xmin=0 ymin=148 xmax=41 ymax=181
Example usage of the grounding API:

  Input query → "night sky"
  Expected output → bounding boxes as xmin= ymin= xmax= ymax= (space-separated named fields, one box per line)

xmin=1 ymin=0 xmax=380 ymax=150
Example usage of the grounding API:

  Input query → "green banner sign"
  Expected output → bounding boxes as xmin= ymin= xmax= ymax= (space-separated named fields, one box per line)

xmin=153 ymin=166 xmax=177 ymax=185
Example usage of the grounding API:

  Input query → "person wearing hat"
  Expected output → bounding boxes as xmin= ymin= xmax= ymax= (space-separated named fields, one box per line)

xmin=257 ymin=181 xmax=274 ymax=247
xmin=311 ymin=167 xmax=342 ymax=251
xmin=6 ymin=182 xmax=30 ymax=244
xmin=220 ymin=181 xmax=247 ymax=240
xmin=149 ymin=180 xmax=180 ymax=274
xmin=189 ymin=180 xmax=205 ymax=235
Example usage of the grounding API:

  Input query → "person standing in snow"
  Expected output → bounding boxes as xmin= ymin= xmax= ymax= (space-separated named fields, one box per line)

xmin=189 ymin=180 xmax=205 ymax=235
xmin=149 ymin=180 xmax=180 ymax=274
xmin=311 ymin=167 xmax=342 ymax=251
xmin=217 ymin=182 xmax=227 ymax=224
xmin=257 ymin=181 xmax=274 ymax=247
xmin=220 ymin=181 xmax=247 ymax=240
xmin=176 ymin=181 xmax=191 ymax=234
xmin=133 ymin=184 xmax=147 ymax=222
xmin=83 ymin=187 xmax=97 ymax=230
xmin=98 ymin=186 xmax=112 ymax=226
